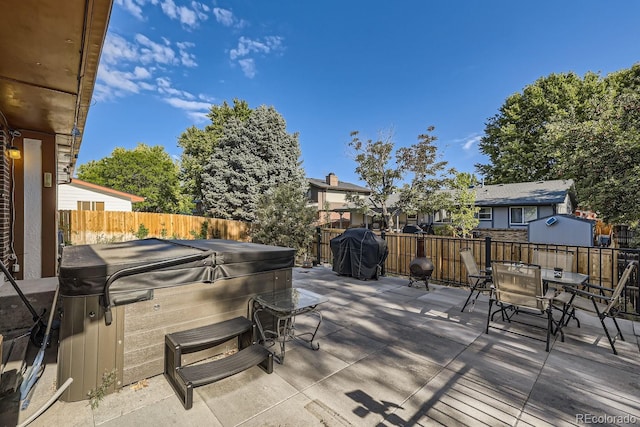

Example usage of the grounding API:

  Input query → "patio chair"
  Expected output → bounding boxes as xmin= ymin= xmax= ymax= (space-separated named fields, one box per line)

xmin=533 ymin=249 xmax=578 ymax=325
xmin=532 ymin=249 xmax=574 ymax=272
xmin=460 ymin=248 xmax=492 ymax=312
xmin=553 ymin=260 xmax=637 ymax=355
xmin=486 ymin=261 xmax=558 ymax=351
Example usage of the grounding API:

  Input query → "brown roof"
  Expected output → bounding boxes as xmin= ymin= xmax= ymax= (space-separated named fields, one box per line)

xmin=69 ymin=179 xmax=145 ymax=203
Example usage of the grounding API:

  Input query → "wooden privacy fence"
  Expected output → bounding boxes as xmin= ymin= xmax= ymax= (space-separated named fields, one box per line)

xmin=314 ymin=228 xmax=640 ymax=316
xmin=59 ymin=210 xmax=251 ymax=245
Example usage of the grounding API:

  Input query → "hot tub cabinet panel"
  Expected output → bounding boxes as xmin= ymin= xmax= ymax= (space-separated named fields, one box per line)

xmin=57 ymin=239 xmax=294 ymax=402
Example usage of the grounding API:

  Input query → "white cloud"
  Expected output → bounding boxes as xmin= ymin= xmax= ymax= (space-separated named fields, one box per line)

xmin=164 ymin=97 xmax=211 ymax=111
xmin=462 ymin=135 xmax=482 ymax=151
xmin=95 ymin=27 xmax=210 ymax=120
xmin=96 ymin=65 xmax=143 ymax=96
xmin=177 ymin=41 xmax=197 ymax=67
xmin=228 ymin=36 xmax=284 ymax=78
xmin=213 ymin=8 xmax=234 ymax=26
xmin=237 ymin=58 xmax=256 ymax=78
xmin=135 ymin=34 xmax=178 ymax=65
xmin=156 ymin=77 xmax=195 ymax=99
xmin=115 ymin=0 xmax=160 ymax=19
xmin=102 ymin=34 xmax=139 ymax=65
xmin=115 ymin=0 xmax=143 ymax=19
xmin=213 ymin=7 xmax=246 ymax=28
xmin=230 ymin=36 xmax=283 ymax=60
xmin=187 ymin=111 xmax=209 ymax=123
xmin=198 ymin=93 xmax=215 ymax=103
xmin=133 ymin=66 xmax=152 ymax=79
xmin=159 ymin=0 xmax=208 ymax=28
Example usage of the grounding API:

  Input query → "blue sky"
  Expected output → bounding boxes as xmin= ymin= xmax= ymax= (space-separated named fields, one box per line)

xmin=79 ymin=1 xmax=640 ymax=186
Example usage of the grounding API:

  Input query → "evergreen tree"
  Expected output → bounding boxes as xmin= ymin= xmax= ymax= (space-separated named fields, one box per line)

xmin=252 ymin=182 xmax=317 ymax=256
xmin=178 ymin=99 xmax=252 ymax=207
xmin=200 ymin=105 xmax=306 ymax=222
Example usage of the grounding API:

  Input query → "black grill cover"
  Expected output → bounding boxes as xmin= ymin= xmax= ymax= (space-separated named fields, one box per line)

xmin=330 ymin=228 xmax=388 ymax=280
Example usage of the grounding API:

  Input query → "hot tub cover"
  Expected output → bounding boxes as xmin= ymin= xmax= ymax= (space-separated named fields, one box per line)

xmin=59 ymin=238 xmax=295 ymax=302
xmin=330 ymin=228 xmax=388 ymax=280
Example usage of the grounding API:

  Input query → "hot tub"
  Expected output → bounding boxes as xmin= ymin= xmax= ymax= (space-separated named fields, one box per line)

xmin=57 ymin=238 xmax=294 ymax=402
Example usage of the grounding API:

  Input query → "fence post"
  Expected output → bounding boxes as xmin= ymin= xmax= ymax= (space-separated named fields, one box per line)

xmin=316 ymin=227 xmax=322 ymax=265
xmin=381 ymin=230 xmax=386 ymax=276
xmin=485 ymin=236 xmax=492 ymax=270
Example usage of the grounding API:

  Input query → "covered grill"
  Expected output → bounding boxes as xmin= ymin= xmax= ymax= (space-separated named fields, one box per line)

xmin=330 ymin=228 xmax=388 ymax=280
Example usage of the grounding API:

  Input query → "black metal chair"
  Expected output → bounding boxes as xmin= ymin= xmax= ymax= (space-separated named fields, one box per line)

xmin=460 ymin=248 xmax=492 ymax=312
xmin=553 ymin=260 xmax=637 ymax=355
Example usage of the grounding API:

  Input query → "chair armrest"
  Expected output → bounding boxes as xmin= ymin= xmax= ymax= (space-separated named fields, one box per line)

xmin=570 ymin=288 xmax=614 ymax=302
xmin=572 ymin=282 xmax=613 ymax=293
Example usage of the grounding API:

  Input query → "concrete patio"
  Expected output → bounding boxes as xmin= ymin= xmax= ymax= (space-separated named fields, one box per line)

xmin=3 ymin=265 xmax=640 ymax=426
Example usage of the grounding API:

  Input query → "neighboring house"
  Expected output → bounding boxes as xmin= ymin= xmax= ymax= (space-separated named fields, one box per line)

xmin=58 ymin=179 xmax=145 ymax=212
xmin=350 ymin=179 xmax=576 ymax=232
xmin=308 ymin=173 xmax=370 ymax=227
xmin=466 ymin=179 xmax=576 ymax=230
xmin=0 ymin=1 xmax=111 ymax=279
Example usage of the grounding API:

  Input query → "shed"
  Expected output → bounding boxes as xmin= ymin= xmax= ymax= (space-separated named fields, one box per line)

xmin=528 ymin=214 xmax=595 ymax=247
xmin=58 ymin=179 xmax=145 ymax=212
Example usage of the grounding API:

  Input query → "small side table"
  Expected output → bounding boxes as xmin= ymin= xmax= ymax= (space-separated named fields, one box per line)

xmin=251 ymin=288 xmax=328 ymax=364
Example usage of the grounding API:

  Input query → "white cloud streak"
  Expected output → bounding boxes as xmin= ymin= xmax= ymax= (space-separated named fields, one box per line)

xmin=159 ymin=0 xmax=208 ymax=28
xmin=462 ymin=135 xmax=482 ymax=151
xmin=95 ymin=31 xmax=211 ymax=120
xmin=116 ymin=0 xmax=208 ymax=28
xmin=230 ymin=36 xmax=283 ymax=60
xmin=229 ymin=36 xmax=284 ymax=78
xmin=213 ymin=7 xmax=245 ymax=28
xmin=237 ymin=58 xmax=256 ymax=78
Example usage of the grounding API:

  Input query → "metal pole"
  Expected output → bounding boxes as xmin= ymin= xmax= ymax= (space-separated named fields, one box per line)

xmin=381 ymin=230 xmax=386 ymax=276
xmin=485 ymin=236 xmax=492 ymax=270
xmin=316 ymin=227 xmax=322 ymax=265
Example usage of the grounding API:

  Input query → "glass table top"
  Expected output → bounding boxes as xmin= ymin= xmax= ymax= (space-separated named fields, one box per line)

xmin=541 ymin=269 xmax=589 ymax=286
xmin=253 ymin=288 xmax=328 ymax=313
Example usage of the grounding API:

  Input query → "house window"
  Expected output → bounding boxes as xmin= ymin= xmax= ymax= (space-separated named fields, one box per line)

xmin=434 ymin=209 xmax=452 ymax=223
xmin=510 ymin=206 xmax=537 ymax=224
xmin=77 ymin=201 xmax=105 ymax=211
xmin=476 ymin=207 xmax=492 ymax=221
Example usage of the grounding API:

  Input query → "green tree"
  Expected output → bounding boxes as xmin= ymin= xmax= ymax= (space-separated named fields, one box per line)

xmin=550 ymin=65 xmax=640 ymax=224
xmin=200 ymin=105 xmax=306 ymax=222
xmin=448 ymin=172 xmax=480 ymax=238
xmin=252 ymin=182 xmax=317 ymax=257
xmin=477 ymin=63 xmax=640 ymax=224
xmin=347 ymin=126 xmax=451 ymax=230
xmin=477 ymin=71 xmax=605 ymax=183
xmin=178 ymin=99 xmax=252 ymax=207
xmin=76 ymin=143 xmax=187 ymax=213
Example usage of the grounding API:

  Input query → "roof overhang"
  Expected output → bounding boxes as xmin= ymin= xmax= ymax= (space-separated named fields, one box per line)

xmin=0 ymin=0 xmax=113 ymax=183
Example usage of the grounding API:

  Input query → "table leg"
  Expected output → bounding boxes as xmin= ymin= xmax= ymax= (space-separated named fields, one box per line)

xmin=250 ymin=302 xmax=325 ymax=365
xmin=291 ymin=309 xmax=323 ymax=351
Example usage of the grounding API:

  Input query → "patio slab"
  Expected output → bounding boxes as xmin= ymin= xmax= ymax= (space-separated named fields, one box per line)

xmin=2 ymin=265 xmax=639 ymax=426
